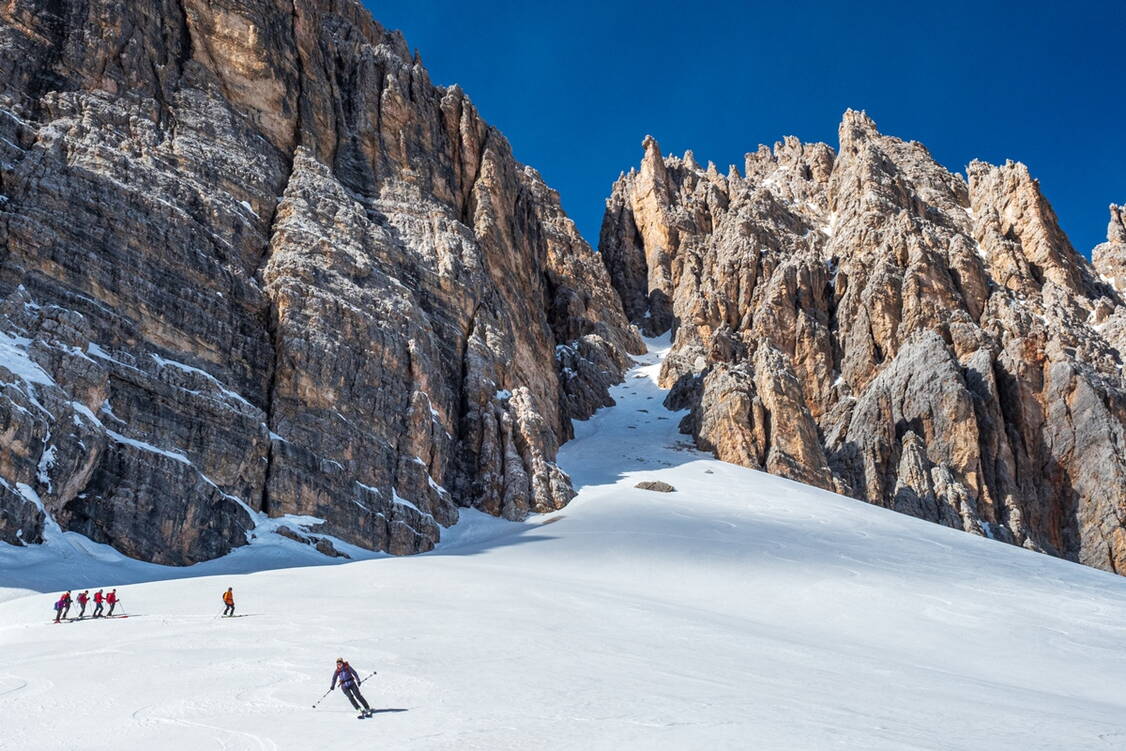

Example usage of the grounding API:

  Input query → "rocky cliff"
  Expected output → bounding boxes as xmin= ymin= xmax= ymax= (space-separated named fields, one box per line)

xmin=0 ymin=0 xmax=641 ymax=564
xmin=1094 ymin=204 xmax=1126 ymax=294
xmin=601 ymin=111 xmax=1126 ymax=573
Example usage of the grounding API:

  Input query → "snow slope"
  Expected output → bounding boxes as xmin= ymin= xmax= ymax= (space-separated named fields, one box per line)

xmin=4 ymin=338 xmax=1126 ymax=750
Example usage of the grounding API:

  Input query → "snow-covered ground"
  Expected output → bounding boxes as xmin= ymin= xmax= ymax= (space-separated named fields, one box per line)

xmin=4 ymin=338 xmax=1126 ymax=749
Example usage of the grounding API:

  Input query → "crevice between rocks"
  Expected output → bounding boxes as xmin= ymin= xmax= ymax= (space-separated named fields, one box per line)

xmin=249 ymin=0 xmax=312 ymax=518
xmin=459 ymin=127 xmax=491 ymax=228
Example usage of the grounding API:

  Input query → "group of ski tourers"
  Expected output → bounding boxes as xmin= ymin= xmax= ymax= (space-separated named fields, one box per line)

xmin=48 ymin=585 xmax=377 ymax=718
xmin=52 ymin=588 xmax=120 ymax=622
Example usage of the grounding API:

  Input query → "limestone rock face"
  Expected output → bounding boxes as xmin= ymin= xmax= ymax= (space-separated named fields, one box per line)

xmin=0 ymin=0 xmax=639 ymax=563
xmin=601 ymin=112 xmax=1126 ymax=573
xmin=1094 ymin=205 xmax=1126 ymax=293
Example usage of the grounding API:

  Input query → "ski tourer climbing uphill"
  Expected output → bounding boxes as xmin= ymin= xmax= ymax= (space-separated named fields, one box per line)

xmin=106 ymin=589 xmax=118 ymax=616
xmin=92 ymin=589 xmax=104 ymax=618
xmin=52 ymin=592 xmax=70 ymax=623
xmin=331 ymin=658 xmax=371 ymax=718
xmin=76 ymin=590 xmax=89 ymax=618
xmin=222 ymin=587 xmax=235 ymax=617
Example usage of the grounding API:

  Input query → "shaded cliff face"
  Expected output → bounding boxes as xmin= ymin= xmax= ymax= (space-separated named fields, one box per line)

xmin=0 ymin=0 xmax=641 ymax=564
xmin=601 ymin=111 xmax=1126 ymax=573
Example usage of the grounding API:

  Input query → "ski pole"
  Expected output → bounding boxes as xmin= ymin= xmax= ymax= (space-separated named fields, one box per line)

xmin=312 ymin=687 xmax=333 ymax=709
xmin=358 ymin=671 xmax=377 ymax=685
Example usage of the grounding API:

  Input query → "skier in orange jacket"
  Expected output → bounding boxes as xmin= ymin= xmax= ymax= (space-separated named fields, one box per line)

xmin=222 ymin=587 xmax=235 ymax=617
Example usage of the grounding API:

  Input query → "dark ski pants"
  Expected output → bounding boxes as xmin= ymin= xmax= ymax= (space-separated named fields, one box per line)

xmin=93 ymin=603 xmax=104 ymax=617
xmin=223 ymin=603 xmax=235 ymax=616
xmin=61 ymin=604 xmax=70 ymax=619
xmin=78 ymin=603 xmax=86 ymax=618
xmin=342 ymin=684 xmax=369 ymax=711
xmin=107 ymin=603 xmax=116 ymax=616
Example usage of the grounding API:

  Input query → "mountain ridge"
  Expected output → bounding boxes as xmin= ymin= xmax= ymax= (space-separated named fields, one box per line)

xmin=599 ymin=109 xmax=1126 ymax=573
xmin=0 ymin=0 xmax=641 ymax=563
xmin=3 ymin=1 xmax=1125 ymax=578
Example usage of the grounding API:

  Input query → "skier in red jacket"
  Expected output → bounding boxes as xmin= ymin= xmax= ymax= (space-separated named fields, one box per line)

xmin=106 ymin=589 xmax=118 ymax=616
xmin=92 ymin=589 xmax=104 ymax=618
xmin=76 ymin=590 xmax=90 ymax=619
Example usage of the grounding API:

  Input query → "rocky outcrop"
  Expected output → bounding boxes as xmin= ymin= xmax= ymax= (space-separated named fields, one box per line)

xmin=1094 ymin=205 xmax=1126 ymax=292
xmin=0 ymin=0 xmax=640 ymax=563
xmin=602 ymin=111 xmax=1126 ymax=573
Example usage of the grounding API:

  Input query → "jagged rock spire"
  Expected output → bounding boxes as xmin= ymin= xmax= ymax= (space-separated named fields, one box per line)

xmin=1094 ymin=204 xmax=1126 ymax=292
xmin=600 ymin=110 xmax=1126 ymax=575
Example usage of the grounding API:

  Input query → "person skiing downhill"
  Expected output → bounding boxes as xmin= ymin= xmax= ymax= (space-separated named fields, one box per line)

xmin=331 ymin=658 xmax=371 ymax=718
xmin=106 ymin=589 xmax=118 ymax=616
xmin=222 ymin=587 xmax=235 ymax=617
xmin=92 ymin=589 xmax=104 ymax=618
xmin=76 ymin=590 xmax=89 ymax=619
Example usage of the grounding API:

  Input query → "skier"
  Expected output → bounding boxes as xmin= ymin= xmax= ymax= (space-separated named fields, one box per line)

xmin=76 ymin=590 xmax=90 ymax=619
xmin=106 ymin=588 xmax=118 ymax=616
xmin=52 ymin=593 xmax=67 ymax=623
xmin=92 ymin=589 xmax=105 ymax=618
xmin=330 ymin=658 xmax=371 ymax=718
xmin=54 ymin=591 xmax=73 ymax=622
xmin=222 ymin=587 xmax=235 ymax=617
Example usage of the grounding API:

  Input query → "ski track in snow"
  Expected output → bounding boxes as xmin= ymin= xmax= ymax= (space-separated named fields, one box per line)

xmin=4 ymin=336 xmax=1126 ymax=749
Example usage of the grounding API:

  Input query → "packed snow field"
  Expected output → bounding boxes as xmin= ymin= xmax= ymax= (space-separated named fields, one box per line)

xmin=4 ymin=338 xmax=1126 ymax=750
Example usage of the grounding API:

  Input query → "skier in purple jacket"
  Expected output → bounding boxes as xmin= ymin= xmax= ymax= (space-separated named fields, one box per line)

xmin=53 ymin=591 xmax=72 ymax=623
xmin=331 ymin=658 xmax=371 ymax=718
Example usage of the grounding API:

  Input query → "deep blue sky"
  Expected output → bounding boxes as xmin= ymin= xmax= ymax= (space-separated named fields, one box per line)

xmin=368 ymin=1 xmax=1123 ymax=255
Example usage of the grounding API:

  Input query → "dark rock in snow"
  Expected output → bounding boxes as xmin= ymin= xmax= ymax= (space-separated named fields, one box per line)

xmin=635 ymin=480 xmax=676 ymax=493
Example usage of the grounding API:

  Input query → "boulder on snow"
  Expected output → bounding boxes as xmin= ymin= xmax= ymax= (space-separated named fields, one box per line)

xmin=274 ymin=525 xmax=305 ymax=544
xmin=275 ymin=525 xmax=349 ymax=559
xmin=314 ymin=537 xmax=349 ymax=559
xmin=635 ymin=480 xmax=676 ymax=493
